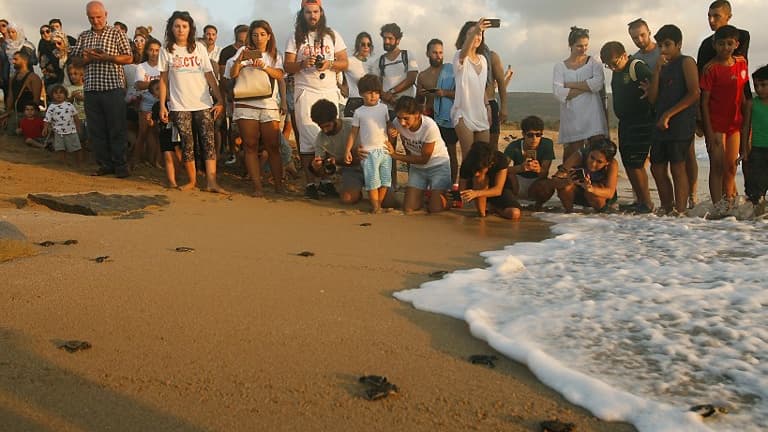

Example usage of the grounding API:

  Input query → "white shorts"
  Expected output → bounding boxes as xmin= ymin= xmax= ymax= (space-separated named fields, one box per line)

xmin=294 ymin=87 xmax=339 ymax=154
xmin=233 ymin=106 xmax=280 ymax=123
xmin=54 ymin=133 xmax=82 ymax=152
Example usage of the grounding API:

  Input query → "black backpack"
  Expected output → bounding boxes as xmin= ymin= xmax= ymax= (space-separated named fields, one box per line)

xmin=378 ymin=50 xmax=409 ymax=77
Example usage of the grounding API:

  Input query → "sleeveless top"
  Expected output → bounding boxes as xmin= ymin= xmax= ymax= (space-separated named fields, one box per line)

xmin=653 ymin=55 xmax=697 ymax=141
xmin=12 ymin=72 xmax=34 ymax=113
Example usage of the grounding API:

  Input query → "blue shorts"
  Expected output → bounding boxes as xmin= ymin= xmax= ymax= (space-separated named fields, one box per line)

xmin=361 ymin=147 xmax=392 ymax=190
xmin=408 ymin=161 xmax=451 ymax=191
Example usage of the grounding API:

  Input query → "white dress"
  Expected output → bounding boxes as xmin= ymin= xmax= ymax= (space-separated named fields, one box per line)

xmin=450 ymin=51 xmax=489 ymax=131
xmin=552 ymin=56 xmax=608 ymax=143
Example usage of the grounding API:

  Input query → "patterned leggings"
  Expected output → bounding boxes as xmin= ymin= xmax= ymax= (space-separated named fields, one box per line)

xmin=170 ymin=110 xmax=216 ymax=163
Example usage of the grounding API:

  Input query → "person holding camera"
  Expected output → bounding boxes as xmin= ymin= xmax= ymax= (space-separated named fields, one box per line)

xmin=71 ymin=1 xmax=133 ymax=178
xmin=309 ymin=98 xmax=398 ymax=206
xmin=551 ymin=138 xmax=619 ymax=212
xmin=502 ymin=115 xmax=556 ymax=210
xmin=459 ymin=141 xmax=521 ymax=220
xmin=226 ymin=20 xmax=285 ymax=196
xmin=387 ymin=96 xmax=451 ymax=214
xmin=283 ymin=0 xmax=349 ymax=199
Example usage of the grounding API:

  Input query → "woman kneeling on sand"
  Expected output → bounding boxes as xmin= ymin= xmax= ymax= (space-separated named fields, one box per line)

xmin=551 ymin=137 xmax=618 ymax=212
xmin=387 ymin=96 xmax=452 ymax=214
xmin=458 ymin=141 xmax=521 ymax=220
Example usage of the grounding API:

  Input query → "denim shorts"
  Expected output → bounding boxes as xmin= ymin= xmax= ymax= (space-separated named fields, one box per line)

xmin=408 ymin=161 xmax=451 ymax=191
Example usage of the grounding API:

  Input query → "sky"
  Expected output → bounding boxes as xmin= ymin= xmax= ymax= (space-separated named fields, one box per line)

xmin=2 ymin=0 xmax=766 ymax=92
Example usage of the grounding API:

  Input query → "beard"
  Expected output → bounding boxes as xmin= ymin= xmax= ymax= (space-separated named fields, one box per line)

xmin=429 ymin=58 xmax=443 ymax=68
xmin=383 ymin=43 xmax=396 ymax=52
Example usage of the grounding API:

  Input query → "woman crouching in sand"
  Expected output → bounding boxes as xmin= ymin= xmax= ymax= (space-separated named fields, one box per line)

xmin=158 ymin=10 xmax=226 ymax=192
xmin=458 ymin=141 xmax=522 ymax=220
xmin=551 ymin=137 xmax=619 ymax=212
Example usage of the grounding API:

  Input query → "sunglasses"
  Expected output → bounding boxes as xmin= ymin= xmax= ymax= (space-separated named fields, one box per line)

xmin=525 ymin=132 xmax=543 ymax=138
xmin=360 ymin=42 xmax=372 ymax=47
xmin=41 ymin=29 xmax=51 ymax=34
xmin=133 ymin=38 xmax=145 ymax=43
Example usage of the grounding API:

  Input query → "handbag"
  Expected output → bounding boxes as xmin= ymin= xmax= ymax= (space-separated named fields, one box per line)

xmin=233 ymin=66 xmax=274 ymax=100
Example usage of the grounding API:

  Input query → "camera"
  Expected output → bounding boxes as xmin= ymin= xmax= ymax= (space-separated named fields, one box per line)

xmin=570 ymin=168 xmax=587 ymax=182
xmin=323 ymin=158 xmax=337 ymax=175
xmin=315 ymin=54 xmax=325 ymax=69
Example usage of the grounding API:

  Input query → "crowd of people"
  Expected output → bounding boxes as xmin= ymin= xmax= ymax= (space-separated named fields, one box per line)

xmin=0 ymin=0 xmax=766 ymax=220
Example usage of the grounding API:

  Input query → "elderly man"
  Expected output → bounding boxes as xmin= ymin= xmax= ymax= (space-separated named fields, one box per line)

xmin=71 ymin=1 xmax=133 ymax=177
xmin=283 ymin=0 xmax=348 ymax=199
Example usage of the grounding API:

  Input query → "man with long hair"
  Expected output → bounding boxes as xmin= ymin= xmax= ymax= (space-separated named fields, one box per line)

xmin=283 ymin=0 xmax=348 ymax=199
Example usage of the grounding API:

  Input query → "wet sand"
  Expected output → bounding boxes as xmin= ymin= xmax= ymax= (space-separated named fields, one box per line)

xmin=0 ymin=133 xmax=636 ymax=431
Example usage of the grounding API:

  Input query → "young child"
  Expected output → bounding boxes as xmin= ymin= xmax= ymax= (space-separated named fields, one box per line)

xmin=647 ymin=24 xmax=700 ymax=215
xmin=17 ymin=102 xmax=45 ymax=148
xmin=700 ymin=25 xmax=749 ymax=208
xmin=345 ymin=74 xmax=392 ymax=213
xmin=741 ymin=65 xmax=768 ymax=206
xmin=137 ymin=79 xmax=161 ymax=168
xmin=152 ymin=99 xmax=182 ymax=188
xmin=43 ymin=85 xmax=82 ymax=165
xmin=65 ymin=61 xmax=87 ymax=145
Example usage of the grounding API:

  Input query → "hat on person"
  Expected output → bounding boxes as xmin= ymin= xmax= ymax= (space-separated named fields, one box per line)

xmin=301 ymin=0 xmax=322 ymax=9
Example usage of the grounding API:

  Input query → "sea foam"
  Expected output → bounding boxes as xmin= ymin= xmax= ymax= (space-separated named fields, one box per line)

xmin=395 ymin=214 xmax=768 ymax=432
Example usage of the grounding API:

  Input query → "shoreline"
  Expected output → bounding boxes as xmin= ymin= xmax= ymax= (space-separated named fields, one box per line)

xmin=0 ymin=133 xmax=637 ymax=431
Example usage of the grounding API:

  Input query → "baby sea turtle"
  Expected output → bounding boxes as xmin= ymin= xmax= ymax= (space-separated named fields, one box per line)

xmin=540 ymin=420 xmax=575 ymax=432
xmin=690 ymin=404 xmax=728 ymax=418
xmin=58 ymin=340 xmax=92 ymax=353
xmin=62 ymin=239 xmax=79 ymax=245
xmin=297 ymin=251 xmax=315 ymax=257
xmin=469 ymin=354 xmax=498 ymax=368
xmin=175 ymin=246 xmax=195 ymax=253
xmin=37 ymin=241 xmax=56 ymax=247
xmin=429 ymin=270 xmax=449 ymax=278
xmin=359 ymin=375 xmax=399 ymax=401
xmin=359 ymin=222 xmax=372 ymax=227
xmin=93 ymin=256 xmax=111 ymax=263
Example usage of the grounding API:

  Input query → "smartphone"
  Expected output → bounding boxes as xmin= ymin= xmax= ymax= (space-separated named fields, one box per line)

xmin=425 ymin=88 xmax=439 ymax=94
xmin=524 ymin=149 xmax=537 ymax=161
xmin=485 ymin=19 xmax=501 ymax=28
xmin=243 ymin=49 xmax=261 ymax=61
xmin=570 ymin=168 xmax=587 ymax=182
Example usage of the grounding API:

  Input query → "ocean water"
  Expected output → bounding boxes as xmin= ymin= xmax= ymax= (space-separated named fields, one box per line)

xmin=395 ymin=213 xmax=768 ymax=432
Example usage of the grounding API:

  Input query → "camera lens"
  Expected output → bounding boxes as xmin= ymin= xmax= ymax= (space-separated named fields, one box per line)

xmin=323 ymin=159 xmax=336 ymax=174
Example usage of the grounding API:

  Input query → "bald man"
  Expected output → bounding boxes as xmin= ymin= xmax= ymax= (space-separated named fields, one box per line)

xmin=71 ymin=1 xmax=133 ymax=177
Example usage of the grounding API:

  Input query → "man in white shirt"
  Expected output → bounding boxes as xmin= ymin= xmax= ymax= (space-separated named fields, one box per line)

xmin=203 ymin=25 xmax=221 ymax=70
xmin=376 ymin=23 xmax=418 ymax=115
xmin=283 ymin=0 xmax=349 ymax=198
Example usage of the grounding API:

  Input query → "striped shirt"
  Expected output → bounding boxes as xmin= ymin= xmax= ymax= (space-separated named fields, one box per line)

xmin=70 ymin=26 xmax=131 ymax=92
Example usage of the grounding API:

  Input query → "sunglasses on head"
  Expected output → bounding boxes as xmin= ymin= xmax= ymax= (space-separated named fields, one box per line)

xmin=525 ymin=132 xmax=543 ymax=138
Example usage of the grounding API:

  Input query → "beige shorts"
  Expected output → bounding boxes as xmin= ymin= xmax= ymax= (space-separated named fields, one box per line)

xmin=233 ymin=106 xmax=280 ymax=123
xmin=54 ymin=133 xmax=82 ymax=152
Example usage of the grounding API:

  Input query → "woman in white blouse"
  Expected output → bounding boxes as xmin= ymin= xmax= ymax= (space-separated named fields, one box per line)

xmin=552 ymin=26 xmax=608 ymax=162
xmin=342 ymin=32 xmax=374 ymax=117
xmin=451 ymin=19 xmax=492 ymax=161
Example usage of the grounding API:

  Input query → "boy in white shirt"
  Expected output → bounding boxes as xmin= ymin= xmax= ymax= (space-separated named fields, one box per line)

xmin=345 ymin=74 xmax=391 ymax=213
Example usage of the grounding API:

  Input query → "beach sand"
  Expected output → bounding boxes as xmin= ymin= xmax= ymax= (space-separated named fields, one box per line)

xmin=0 ymin=132 xmax=637 ymax=431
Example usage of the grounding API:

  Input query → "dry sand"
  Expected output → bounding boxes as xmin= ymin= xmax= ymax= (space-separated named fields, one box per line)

xmin=0 ymin=133 xmax=637 ymax=431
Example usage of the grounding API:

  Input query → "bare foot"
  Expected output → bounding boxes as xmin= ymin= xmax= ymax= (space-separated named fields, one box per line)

xmin=205 ymin=184 xmax=228 ymax=194
xmin=371 ymin=207 xmax=384 ymax=214
xmin=178 ymin=182 xmax=197 ymax=191
xmin=166 ymin=183 xmax=178 ymax=189
xmin=251 ymin=189 xmax=264 ymax=197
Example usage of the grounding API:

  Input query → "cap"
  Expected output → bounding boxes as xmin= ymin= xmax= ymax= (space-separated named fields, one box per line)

xmin=301 ymin=0 xmax=322 ymax=9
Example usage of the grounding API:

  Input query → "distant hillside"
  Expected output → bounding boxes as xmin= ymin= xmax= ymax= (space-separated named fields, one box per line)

xmin=504 ymin=92 xmax=618 ymax=129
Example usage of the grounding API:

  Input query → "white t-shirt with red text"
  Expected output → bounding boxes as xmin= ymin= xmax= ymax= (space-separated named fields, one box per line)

xmin=158 ymin=41 xmax=214 ymax=111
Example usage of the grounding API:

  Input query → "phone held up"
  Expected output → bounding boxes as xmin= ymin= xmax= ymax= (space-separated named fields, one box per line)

xmin=524 ymin=149 xmax=537 ymax=161
xmin=570 ymin=168 xmax=587 ymax=183
xmin=485 ymin=19 xmax=501 ymax=28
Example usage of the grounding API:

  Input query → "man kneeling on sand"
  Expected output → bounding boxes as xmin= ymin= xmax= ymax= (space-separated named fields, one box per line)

xmin=309 ymin=99 xmax=398 ymax=207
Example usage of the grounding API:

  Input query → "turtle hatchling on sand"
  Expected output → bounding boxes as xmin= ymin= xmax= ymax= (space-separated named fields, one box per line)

xmin=469 ymin=354 xmax=498 ymax=368
xmin=359 ymin=375 xmax=399 ymax=401
xmin=540 ymin=420 xmax=576 ymax=432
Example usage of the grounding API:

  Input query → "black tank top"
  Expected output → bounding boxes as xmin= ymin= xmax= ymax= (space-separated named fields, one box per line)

xmin=12 ymin=71 xmax=34 ymax=113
